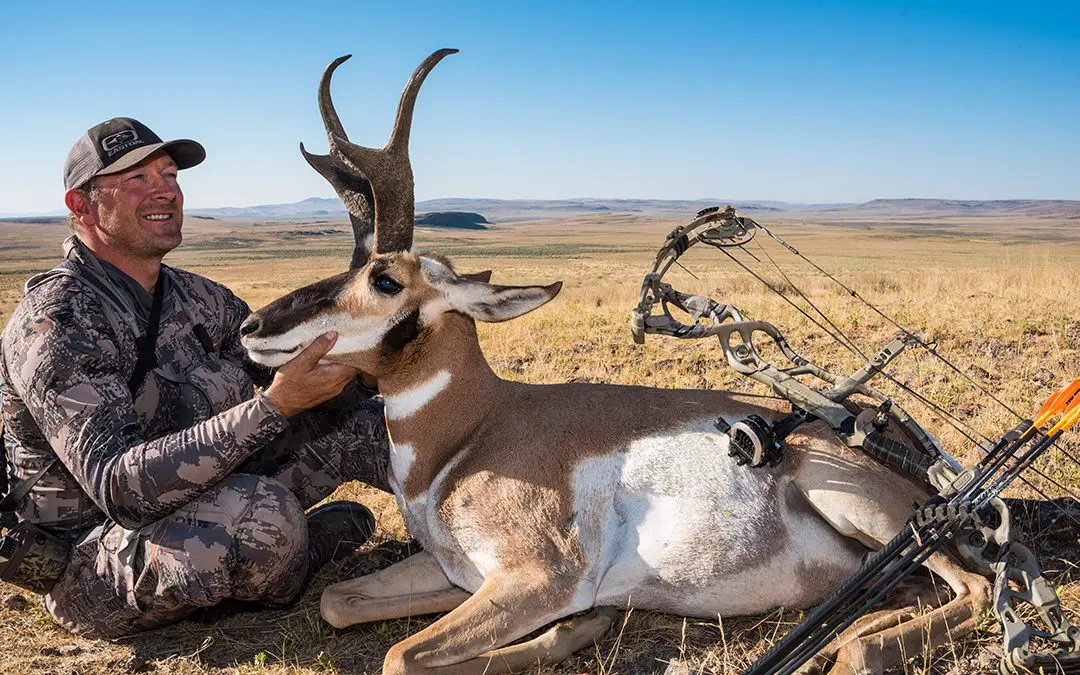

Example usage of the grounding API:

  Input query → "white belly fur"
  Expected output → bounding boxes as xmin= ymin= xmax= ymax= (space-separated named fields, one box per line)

xmin=570 ymin=418 xmax=864 ymax=616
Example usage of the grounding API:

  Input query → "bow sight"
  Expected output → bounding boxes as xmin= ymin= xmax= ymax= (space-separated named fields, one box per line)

xmin=631 ymin=206 xmax=1080 ymax=674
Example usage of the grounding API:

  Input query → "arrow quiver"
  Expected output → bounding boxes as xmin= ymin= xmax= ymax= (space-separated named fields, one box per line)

xmin=632 ymin=206 xmax=1080 ymax=674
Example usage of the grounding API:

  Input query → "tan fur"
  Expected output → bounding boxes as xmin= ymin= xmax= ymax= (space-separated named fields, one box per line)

xmin=242 ymin=250 xmax=993 ymax=674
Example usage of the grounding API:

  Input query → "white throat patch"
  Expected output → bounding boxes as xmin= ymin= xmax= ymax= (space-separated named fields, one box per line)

xmin=389 ymin=440 xmax=416 ymax=489
xmin=383 ymin=370 xmax=452 ymax=421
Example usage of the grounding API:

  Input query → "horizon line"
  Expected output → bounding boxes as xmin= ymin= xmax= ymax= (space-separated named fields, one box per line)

xmin=4 ymin=195 xmax=1080 ymax=219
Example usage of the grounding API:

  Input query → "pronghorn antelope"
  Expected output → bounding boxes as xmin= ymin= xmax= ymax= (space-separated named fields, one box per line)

xmin=241 ymin=49 xmax=992 ymax=675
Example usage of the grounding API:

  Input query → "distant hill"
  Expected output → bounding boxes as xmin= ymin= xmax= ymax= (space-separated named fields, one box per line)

xmin=5 ymin=198 xmax=1078 ymax=224
xmin=813 ymin=199 xmax=1080 ymax=220
xmin=416 ymin=212 xmax=489 ymax=229
xmin=0 ymin=215 xmax=66 ymax=225
xmin=187 ymin=197 xmax=346 ymax=220
xmin=413 ymin=198 xmax=799 ymax=221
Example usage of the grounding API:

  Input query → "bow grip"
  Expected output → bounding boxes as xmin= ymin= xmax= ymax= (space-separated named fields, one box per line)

xmin=862 ymin=431 xmax=934 ymax=483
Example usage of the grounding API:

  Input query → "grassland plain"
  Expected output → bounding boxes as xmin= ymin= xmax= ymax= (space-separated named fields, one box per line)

xmin=0 ymin=212 xmax=1078 ymax=674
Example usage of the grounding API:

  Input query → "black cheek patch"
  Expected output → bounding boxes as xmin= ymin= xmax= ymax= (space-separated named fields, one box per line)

xmin=381 ymin=308 xmax=421 ymax=357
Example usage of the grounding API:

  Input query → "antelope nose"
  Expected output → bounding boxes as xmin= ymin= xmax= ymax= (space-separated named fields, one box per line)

xmin=240 ymin=315 xmax=262 ymax=337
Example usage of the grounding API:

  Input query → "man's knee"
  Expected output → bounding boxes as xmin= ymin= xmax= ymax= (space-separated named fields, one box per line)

xmin=296 ymin=399 xmax=391 ymax=494
xmin=249 ymin=397 xmax=391 ymax=502
xmin=45 ymin=474 xmax=310 ymax=636
xmin=223 ymin=474 xmax=309 ymax=601
xmin=158 ymin=473 xmax=309 ymax=604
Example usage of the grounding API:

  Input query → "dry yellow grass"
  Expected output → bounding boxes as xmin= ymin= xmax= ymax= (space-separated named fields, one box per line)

xmin=0 ymin=213 xmax=1078 ymax=673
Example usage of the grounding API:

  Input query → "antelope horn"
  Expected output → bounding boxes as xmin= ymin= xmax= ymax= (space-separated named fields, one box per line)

xmin=332 ymin=48 xmax=458 ymax=253
xmin=300 ymin=55 xmax=375 ymax=269
xmin=316 ymin=55 xmax=352 ymax=142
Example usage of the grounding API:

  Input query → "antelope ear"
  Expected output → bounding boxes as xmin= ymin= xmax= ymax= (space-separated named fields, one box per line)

xmin=445 ymin=280 xmax=562 ymax=322
xmin=459 ymin=270 xmax=492 ymax=283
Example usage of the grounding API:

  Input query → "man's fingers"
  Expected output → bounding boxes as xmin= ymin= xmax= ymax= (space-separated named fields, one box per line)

xmin=317 ymin=363 xmax=357 ymax=383
xmin=315 ymin=362 xmax=358 ymax=384
xmin=292 ymin=331 xmax=338 ymax=367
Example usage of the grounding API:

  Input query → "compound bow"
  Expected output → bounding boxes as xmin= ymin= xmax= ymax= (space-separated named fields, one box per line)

xmin=631 ymin=206 xmax=1080 ymax=674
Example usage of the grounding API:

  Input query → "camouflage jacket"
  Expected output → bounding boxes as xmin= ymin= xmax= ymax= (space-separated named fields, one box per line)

xmin=0 ymin=236 xmax=289 ymax=538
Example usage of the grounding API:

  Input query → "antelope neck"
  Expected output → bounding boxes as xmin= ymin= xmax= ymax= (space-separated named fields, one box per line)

xmin=378 ymin=325 xmax=504 ymax=497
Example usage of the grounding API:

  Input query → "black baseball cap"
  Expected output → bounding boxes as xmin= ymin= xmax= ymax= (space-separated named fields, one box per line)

xmin=63 ymin=117 xmax=205 ymax=191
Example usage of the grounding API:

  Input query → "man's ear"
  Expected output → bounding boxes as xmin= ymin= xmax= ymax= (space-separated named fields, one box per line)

xmin=64 ymin=188 xmax=97 ymax=228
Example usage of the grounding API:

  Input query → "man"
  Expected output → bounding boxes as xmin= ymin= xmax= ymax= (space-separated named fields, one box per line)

xmin=0 ymin=118 xmax=392 ymax=638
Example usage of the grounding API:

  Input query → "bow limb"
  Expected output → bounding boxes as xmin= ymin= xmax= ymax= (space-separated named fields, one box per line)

xmin=631 ymin=205 xmax=756 ymax=343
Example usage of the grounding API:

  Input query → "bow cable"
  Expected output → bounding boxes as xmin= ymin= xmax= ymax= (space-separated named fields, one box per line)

xmin=640 ymin=208 xmax=1078 ymax=509
xmin=707 ymin=241 xmax=991 ymax=452
xmin=749 ymin=236 xmax=868 ymax=361
xmin=753 ymin=220 xmax=1025 ymax=420
xmin=681 ymin=223 xmax=1080 ymax=511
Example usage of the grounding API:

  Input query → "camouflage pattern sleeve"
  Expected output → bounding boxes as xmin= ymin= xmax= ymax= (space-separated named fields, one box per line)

xmin=314 ymin=375 xmax=378 ymax=410
xmin=2 ymin=287 xmax=288 ymax=530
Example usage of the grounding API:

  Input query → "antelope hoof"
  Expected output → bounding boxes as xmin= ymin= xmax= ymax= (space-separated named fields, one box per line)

xmin=320 ymin=586 xmax=359 ymax=629
xmin=541 ymin=607 xmax=620 ymax=660
xmin=793 ymin=653 xmax=832 ymax=675
xmin=830 ymin=644 xmax=882 ymax=675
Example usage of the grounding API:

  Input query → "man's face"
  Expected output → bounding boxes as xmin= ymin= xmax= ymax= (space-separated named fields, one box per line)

xmin=87 ymin=151 xmax=185 ymax=258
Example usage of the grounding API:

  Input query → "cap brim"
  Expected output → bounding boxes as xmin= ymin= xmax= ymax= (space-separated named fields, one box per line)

xmin=95 ymin=139 xmax=206 ymax=177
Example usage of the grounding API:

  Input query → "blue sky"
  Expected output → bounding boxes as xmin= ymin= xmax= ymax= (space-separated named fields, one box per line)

xmin=1 ymin=1 xmax=1077 ymax=214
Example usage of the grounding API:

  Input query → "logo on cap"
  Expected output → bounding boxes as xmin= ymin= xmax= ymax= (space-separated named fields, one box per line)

xmin=102 ymin=129 xmax=143 ymax=156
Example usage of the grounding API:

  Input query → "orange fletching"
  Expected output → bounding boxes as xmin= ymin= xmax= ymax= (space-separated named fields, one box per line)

xmin=1048 ymin=394 xmax=1080 ymax=436
xmin=1035 ymin=377 xmax=1080 ymax=428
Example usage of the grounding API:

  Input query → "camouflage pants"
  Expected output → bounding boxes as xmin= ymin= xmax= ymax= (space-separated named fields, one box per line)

xmin=43 ymin=398 xmax=389 ymax=638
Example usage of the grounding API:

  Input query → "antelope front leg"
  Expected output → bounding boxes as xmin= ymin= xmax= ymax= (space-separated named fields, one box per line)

xmin=416 ymin=607 xmax=619 ymax=675
xmin=383 ymin=572 xmax=601 ymax=675
xmin=321 ymin=551 xmax=471 ymax=627
xmin=794 ymin=575 xmax=938 ymax=674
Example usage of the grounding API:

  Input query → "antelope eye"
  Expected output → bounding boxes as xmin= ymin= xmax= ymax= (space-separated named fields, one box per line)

xmin=372 ymin=274 xmax=404 ymax=295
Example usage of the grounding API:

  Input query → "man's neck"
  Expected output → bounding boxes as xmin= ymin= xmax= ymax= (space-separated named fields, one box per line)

xmin=78 ymin=237 xmax=162 ymax=292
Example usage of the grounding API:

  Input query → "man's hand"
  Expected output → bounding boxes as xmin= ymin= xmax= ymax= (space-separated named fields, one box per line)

xmin=263 ymin=332 xmax=356 ymax=418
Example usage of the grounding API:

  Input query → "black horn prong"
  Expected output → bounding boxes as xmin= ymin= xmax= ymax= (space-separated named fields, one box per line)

xmin=300 ymin=142 xmax=375 ymax=269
